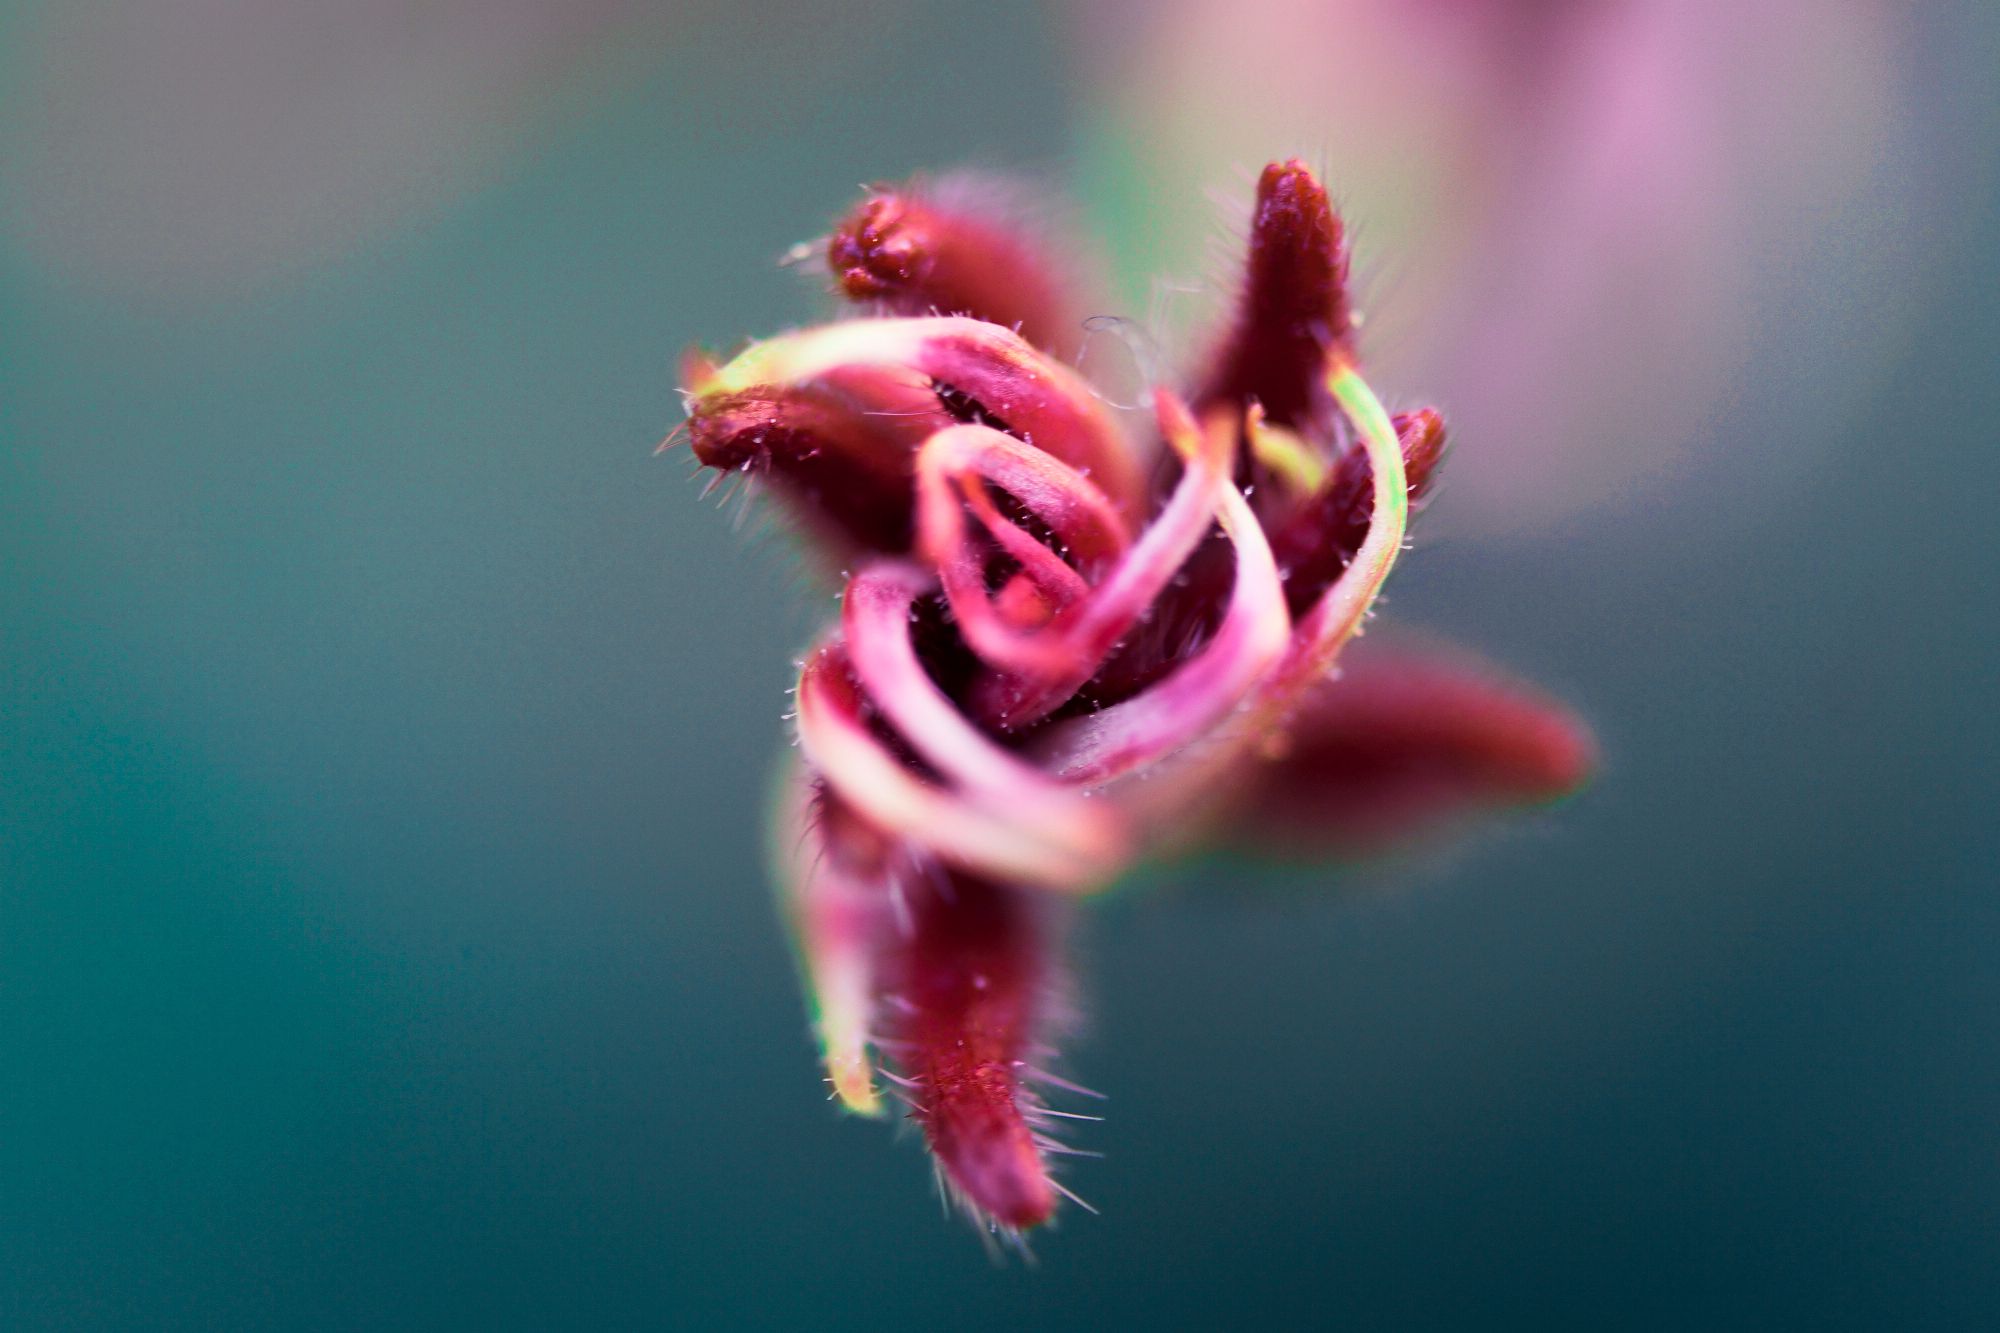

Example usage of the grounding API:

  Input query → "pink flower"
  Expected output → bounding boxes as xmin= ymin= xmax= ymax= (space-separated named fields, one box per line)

xmin=678 ymin=162 xmax=1593 ymax=1234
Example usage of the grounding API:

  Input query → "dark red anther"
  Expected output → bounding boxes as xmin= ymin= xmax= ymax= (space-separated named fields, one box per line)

xmin=1197 ymin=159 xmax=1356 ymax=436
xmin=828 ymin=186 xmax=1081 ymax=359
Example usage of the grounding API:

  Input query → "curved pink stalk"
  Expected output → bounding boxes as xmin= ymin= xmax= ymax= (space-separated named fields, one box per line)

xmin=795 ymin=642 xmax=1125 ymax=894
xmin=841 ymin=562 xmax=1129 ymax=868
xmin=1034 ymin=406 xmax=1292 ymax=785
xmin=1268 ymin=360 xmax=1410 ymax=703
xmin=913 ymin=423 xmax=1132 ymax=665
xmin=921 ymin=392 xmax=1240 ymax=729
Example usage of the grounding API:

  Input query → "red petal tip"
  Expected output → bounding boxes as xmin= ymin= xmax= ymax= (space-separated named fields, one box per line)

xmin=826 ymin=183 xmax=1080 ymax=357
xmin=1393 ymin=407 xmax=1448 ymax=498
xmin=1198 ymin=159 xmax=1355 ymax=431
xmin=1217 ymin=637 xmax=1597 ymax=858
xmin=927 ymin=1070 xmax=1058 ymax=1230
xmin=890 ymin=874 xmax=1061 ymax=1230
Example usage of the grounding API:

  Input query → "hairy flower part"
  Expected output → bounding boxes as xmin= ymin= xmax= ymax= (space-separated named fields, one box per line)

xmin=828 ymin=178 xmax=1085 ymax=361
xmin=683 ymin=160 xmax=1593 ymax=1234
xmin=1196 ymin=159 xmax=1356 ymax=437
xmin=1208 ymin=633 xmax=1599 ymax=860
xmin=881 ymin=865 xmax=1062 ymax=1231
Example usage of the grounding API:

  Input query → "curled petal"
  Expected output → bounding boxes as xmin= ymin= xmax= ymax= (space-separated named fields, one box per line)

xmin=1211 ymin=635 xmax=1597 ymax=858
xmin=694 ymin=317 xmax=1148 ymax=521
xmin=922 ymin=392 xmax=1237 ymax=729
xmin=841 ymin=562 xmax=1127 ymax=864
xmin=794 ymin=639 xmax=1126 ymax=894
xmin=1271 ymin=406 xmax=1447 ymax=617
xmin=828 ymin=180 xmax=1082 ymax=359
xmin=1033 ymin=403 xmax=1292 ymax=785
xmin=1116 ymin=360 xmax=1412 ymax=832
xmin=914 ymin=422 xmax=1132 ymax=613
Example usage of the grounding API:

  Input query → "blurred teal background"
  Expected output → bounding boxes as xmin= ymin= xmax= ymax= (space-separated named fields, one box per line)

xmin=3 ymin=3 xmax=1997 ymax=1327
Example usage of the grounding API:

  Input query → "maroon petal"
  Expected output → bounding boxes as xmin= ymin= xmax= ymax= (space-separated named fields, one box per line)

xmin=685 ymin=365 xmax=952 ymax=557
xmin=828 ymin=180 xmax=1083 ymax=359
xmin=1214 ymin=634 xmax=1596 ymax=859
xmin=685 ymin=318 xmax=1148 ymax=552
xmin=778 ymin=771 xmax=1081 ymax=1232
xmin=1195 ymin=159 xmax=1356 ymax=438
xmin=884 ymin=869 xmax=1062 ymax=1232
